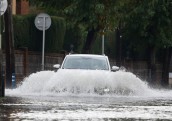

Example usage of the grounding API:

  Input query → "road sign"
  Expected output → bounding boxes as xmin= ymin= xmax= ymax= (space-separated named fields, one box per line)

xmin=0 ymin=0 xmax=8 ymax=16
xmin=34 ymin=13 xmax=51 ymax=70
xmin=34 ymin=13 xmax=51 ymax=31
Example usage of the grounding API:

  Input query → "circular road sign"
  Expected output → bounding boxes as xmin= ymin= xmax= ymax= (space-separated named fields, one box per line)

xmin=34 ymin=13 xmax=51 ymax=31
xmin=0 ymin=0 xmax=8 ymax=16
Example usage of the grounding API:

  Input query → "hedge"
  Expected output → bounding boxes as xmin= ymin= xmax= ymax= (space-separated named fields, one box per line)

xmin=12 ymin=14 xmax=115 ymax=55
xmin=13 ymin=14 xmax=66 ymax=53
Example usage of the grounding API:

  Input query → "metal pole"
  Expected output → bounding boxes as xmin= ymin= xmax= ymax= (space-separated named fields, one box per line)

xmin=0 ymin=0 xmax=5 ymax=96
xmin=0 ymin=16 xmax=1 ymax=50
xmin=0 ymin=0 xmax=5 ymax=97
xmin=0 ymin=14 xmax=4 ymax=97
xmin=41 ymin=17 xmax=45 ymax=70
xmin=0 ymin=29 xmax=1 ymax=50
xmin=102 ymin=30 xmax=104 ymax=55
xmin=0 ymin=0 xmax=1 ymax=50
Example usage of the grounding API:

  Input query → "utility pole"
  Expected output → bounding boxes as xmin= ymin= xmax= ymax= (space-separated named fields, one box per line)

xmin=0 ymin=16 xmax=4 ymax=96
xmin=4 ymin=0 xmax=15 ymax=89
xmin=0 ymin=0 xmax=8 ymax=96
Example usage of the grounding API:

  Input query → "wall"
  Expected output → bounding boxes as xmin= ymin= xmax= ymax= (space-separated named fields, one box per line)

xmin=12 ymin=0 xmax=16 ymax=14
xmin=16 ymin=0 xmax=29 ymax=15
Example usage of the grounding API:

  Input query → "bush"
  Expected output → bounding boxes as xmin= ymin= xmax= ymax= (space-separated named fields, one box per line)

xmin=13 ymin=14 xmax=66 ymax=53
xmin=63 ymin=25 xmax=86 ymax=53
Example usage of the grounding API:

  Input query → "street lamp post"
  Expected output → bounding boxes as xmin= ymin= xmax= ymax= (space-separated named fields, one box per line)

xmin=102 ymin=30 xmax=105 ymax=55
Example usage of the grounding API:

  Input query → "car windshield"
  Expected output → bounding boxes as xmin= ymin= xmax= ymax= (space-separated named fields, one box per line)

xmin=62 ymin=56 xmax=109 ymax=70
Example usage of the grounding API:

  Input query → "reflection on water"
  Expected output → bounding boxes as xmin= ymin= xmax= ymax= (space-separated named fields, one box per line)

xmin=1 ymin=95 xmax=172 ymax=120
xmin=2 ymin=70 xmax=172 ymax=120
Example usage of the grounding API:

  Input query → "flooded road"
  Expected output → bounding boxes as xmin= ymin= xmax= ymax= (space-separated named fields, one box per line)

xmin=1 ymin=70 xmax=172 ymax=120
xmin=1 ymin=94 xmax=172 ymax=120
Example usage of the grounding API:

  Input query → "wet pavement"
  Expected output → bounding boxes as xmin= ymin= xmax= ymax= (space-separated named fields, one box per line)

xmin=1 ymin=70 xmax=172 ymax=120
xmin=1 ymin=94 xmax=172 ymax=121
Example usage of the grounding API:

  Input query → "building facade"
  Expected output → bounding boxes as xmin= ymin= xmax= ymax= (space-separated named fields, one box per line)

xmin=12 ymin=0 xmax=29 ymax=15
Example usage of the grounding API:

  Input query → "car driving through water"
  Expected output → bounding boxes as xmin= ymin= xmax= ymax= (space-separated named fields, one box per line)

xmin=52 ymin=54 xmax=119 ymax=94
xmin=14 ymin=54 xmax=148 ymax=96
xmin=53 ymin=54 xmax=119 ymax=71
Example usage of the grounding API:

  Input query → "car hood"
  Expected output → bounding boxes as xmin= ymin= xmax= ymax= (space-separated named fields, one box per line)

xmin=57 ymin=69 xmax=111 ymax=76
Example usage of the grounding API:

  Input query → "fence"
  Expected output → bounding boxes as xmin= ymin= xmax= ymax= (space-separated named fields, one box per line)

xmin=2 ymin=50 xmax=163 ymax=85
xmin=109 ymin=59 xmax=163 ymax=85
xmin=3 ymin=49 xmax=65 ymax=85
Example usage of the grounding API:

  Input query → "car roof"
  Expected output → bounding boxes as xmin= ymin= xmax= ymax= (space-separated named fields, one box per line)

xmin=66 ymin=54 xmax=108 ymax=58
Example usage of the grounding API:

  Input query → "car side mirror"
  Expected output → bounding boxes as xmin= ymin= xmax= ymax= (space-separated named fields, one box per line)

xmin=53 ymin=64 xmax=60 ymax=69
xmin=111 ymin=66 xmax=119 ymax=71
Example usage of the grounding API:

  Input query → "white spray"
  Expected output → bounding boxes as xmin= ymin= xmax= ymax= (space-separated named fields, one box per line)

xmin=7 ymin=70 xmax=172 ymax=97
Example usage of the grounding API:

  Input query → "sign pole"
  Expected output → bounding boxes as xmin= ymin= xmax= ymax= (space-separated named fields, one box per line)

xmin=34 ymin=13 xmax=51 ymax=71
xmin=41 ymin=17 xmax=45 ymax=70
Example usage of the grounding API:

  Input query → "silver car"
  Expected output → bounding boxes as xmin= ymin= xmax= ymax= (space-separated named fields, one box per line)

xmin=54 ymin=54 xmax=119 ymax=71
xmin=52 ymin=54 xmax=119 ymax=94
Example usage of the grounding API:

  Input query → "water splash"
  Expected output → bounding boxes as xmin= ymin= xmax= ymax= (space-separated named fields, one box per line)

xmin=7 ymin=70 xmax=172 ymax=97
xmin=15 ymin=71 xmax=54 ymax=93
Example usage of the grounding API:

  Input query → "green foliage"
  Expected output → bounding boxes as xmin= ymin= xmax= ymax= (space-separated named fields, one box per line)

xmin=13 ymin=15 xmax=31 ymax=48
xmin=26 ymin=0 xmax=172 ymax=60
xmin=45 ymin=16 xmax=66 ymax=52
xmin=13 ymin=14 xmax=66 ymax=52
xmin=91 ymin=31 xmax=116 ymax=58
xmin=29 ymin=0 xmax=121 ymax=30
xmin=28 ymin=0 xmax=127 ymax=54
xmin=121 ymin=0 xmax=172 ymax=59
xmin=63 ymin=25 xmax=86 ymax=53
xmin=64 ymin=0 xmax=121 ymax=31
xmin=104 ymin=31 xmax=117 ymax=58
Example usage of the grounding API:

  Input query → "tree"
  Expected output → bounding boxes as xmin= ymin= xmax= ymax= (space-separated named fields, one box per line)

xmin=122 ymin=0 xmax=172 ymax=86
xmin=29 ymin=0 xmax=172 ymax=86
xmin=29 ymin=0 xmax=122 ymax=53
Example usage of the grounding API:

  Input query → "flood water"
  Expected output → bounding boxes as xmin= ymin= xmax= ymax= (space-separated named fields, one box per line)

xmin=2 ymin=70 xmax=172 ymax=120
